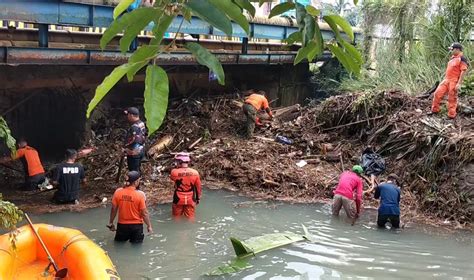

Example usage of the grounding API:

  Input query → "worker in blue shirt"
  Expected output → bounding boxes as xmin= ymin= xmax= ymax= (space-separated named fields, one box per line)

xmin=373 ymin=174 xmax=401 ymax=229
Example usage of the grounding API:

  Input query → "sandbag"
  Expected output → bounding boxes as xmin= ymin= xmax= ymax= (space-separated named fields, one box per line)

xmin=361 ymin=151 xmax=386 ymax=176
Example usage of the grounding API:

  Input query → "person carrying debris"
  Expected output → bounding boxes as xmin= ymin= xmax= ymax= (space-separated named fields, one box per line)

xmin=242 ymin=90 xmax=273 ymax=138
xmin=52 ymin=149 xmax=86 ymax=204
xmin=332 ymin=165 xmax=364 ymax=222
xmin=371 ymin=174 xmax=401 ymax=229
xmin=170 ymin=152 xmax=202 ymax=220
xmin=431 ymin=42 xmax=470 ymax=119
xmin=108 ymin=171 xmax=153 ymax=243
xmin=0 ymin=138 xmax=45 ymax=191
xmin=124 ymin=107 xmax=146 ymax=172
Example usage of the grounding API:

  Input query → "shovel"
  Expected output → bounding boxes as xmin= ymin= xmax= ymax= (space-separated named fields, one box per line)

xmin=24 ymin=213 xmax=68 ymax=279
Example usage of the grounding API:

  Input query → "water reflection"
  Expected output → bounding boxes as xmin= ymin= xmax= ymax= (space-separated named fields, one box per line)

xmin=28 ymin=190 xmax=473 ymax=280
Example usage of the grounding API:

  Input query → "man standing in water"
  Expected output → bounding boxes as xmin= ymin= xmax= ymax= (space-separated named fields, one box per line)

xmin=108 ymin=171 xmax=153 ymax=243
xmin=430 ymin=42 xmax=469 ymax=119
xmin=124 ymin=107 xmax=146 ymax=172
xmin=52 ymin=149 xmax=86 ymax=204
xmin=170 ymin=152 xmax=202 ymax=220
xmin=332 ymin=165 xmax=364 ymax=223
xmin=242 ymin=90 xmax=273 ymax=138
xmin=1 ymin=138 xmax=45 ymax=190
xmin=373 ymin=174 xmax=401 ymax=229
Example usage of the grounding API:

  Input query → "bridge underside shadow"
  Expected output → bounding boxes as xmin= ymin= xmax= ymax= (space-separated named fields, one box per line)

xmin=0 ymin=63 xmax=311 ymax=158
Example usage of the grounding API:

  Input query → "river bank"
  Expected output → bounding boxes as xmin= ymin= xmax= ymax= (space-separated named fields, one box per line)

xmin=1 ymin=90 xmax=472 ymax=231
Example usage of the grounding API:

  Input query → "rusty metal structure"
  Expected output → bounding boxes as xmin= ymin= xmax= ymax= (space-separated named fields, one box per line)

xmin=0 ymin=0 xmax=361 ymax=65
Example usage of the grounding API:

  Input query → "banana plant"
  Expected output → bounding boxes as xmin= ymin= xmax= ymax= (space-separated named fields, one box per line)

xmin=87 ymin=0 xmax=362 ymax=136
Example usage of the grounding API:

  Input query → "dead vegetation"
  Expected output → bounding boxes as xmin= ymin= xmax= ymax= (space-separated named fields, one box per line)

xmin=2 ymin=90 xmax=472 ymax=227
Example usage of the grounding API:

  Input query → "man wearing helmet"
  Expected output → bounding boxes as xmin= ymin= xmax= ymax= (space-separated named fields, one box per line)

xmin=332 ymin=165 xmax=365 ymax=224
xmin=170 ymin=152 xmax=202 ymax=220
xmin=431 ymin=42 xmax=470 ymax=119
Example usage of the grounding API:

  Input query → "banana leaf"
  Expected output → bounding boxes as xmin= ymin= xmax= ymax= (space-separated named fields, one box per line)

xmin=206 ymin=225 xmax=313 ymax=276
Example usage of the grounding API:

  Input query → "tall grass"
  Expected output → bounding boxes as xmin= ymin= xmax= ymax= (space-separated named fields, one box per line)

xmin=341 ymin=0 xmax=473 ymax=95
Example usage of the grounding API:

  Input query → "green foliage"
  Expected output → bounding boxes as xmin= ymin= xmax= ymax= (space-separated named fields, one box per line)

xmin=0 ymin=117 xmax=16 ymax=155
xmin=113 ymin=0 xmax=135 ymax=19
xmin=233 ymin=0 xmax=256 ymax=17
xmin=269 ymin=2 xmax=295 ymax=18
xmin=100 ymin=7 xmax=159 ymax=51
xmin=186 ymin=0 xmax=232 ymax=36
xmin=88 ymin=0 xmax=361 ymax=137
xmin=185 ymin=42 xmax=225 ymax=85
xmin=324 ymin=14 xmax=355 ymax=42
xmin=343 ymin=0 xmax=473 ymax=95
xmin=0 ymin=194 xmax=23 ymax=231
xmin=150 ymin=14 xmax=174 ymax=45
xmin=144 ymin=65 xmax=169 ymax=135
xmin=208 ymin=0 xmax=250 ymax=35
xmin=87 ymin=63 xmax=143 ymax=118
xmin=460 ymin=72 xmax=474 ymax=96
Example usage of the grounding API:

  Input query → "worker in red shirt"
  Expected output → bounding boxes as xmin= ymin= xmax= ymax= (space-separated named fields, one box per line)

xmin=242 ymin=90 xmax=273 ymax=138
xmin=332 ymin=165 xmax=364 ymax=224
xmin=170 ymin=152 xmax=202 ymax=221
xmin=431 ymin=42 xmax=469 ymax=119
xmin=1 ymin=138 xmax=45 ymax=190
xmin=108 ymin=171 xmax=153 ymax=243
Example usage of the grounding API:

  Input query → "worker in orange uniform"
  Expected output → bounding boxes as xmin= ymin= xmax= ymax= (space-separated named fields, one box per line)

xmin=1 ymin=138 xmax=45 ymax=190
xmin=431 ymin=42 xmax=469 ymax=119
xmin=170 ymin=152 xmax=202 ymax=220
xmin=108 ymin=171 xmax=153 ymax=243
xmin=242 ymin=90 xmax=273 ymax=138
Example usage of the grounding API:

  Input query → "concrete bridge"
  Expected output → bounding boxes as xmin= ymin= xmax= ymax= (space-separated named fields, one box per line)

xmin=0 ymin=0 xmax=361 ymax=157
xmin=0 ymin=0 xmax=361 ymax=65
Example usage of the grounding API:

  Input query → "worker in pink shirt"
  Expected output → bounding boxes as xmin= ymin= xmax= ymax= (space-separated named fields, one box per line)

xmin=332 ymin=165 xmax=364 ymax=223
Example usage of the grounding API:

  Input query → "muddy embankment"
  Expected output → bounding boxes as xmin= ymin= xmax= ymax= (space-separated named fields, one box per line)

xmin=2 ymin=91 xmax=473 ymax=230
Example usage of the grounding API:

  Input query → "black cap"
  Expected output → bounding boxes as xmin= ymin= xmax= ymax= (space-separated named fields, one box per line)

xmin=65 ymin=149 xmax=77 ymax=159
xmin=127 ymin=171 xmax=141 ymax=183
xmin=449 ymin=42 xmax=463 ymax=51
xmin=126 ymin=107 xmax=140 ymax=116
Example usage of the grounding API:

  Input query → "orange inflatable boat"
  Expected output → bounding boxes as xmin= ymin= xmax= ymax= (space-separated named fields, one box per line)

xmin=0 ymin=224 xmax=120 ymax=280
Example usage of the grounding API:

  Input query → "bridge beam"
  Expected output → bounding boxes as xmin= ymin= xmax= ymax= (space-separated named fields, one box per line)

xmin=0 ymin=0 xmax=362 ymax=41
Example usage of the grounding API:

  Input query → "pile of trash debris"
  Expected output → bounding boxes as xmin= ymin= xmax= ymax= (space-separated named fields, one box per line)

xmin=79 ymin=90 xmax=473 ymax=226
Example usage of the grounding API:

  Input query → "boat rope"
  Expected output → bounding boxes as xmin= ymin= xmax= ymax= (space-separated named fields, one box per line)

xmin=60 ymin=234 xmax=90 ymax=254
xmin=0 ymin=248 xmax=12 ymax=257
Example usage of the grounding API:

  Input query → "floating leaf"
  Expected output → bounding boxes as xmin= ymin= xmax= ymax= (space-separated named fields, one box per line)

xmin=144 ymin=65 xmax=169 ymax=136
xmin=185 ymin=42 xmax=225 ymax=85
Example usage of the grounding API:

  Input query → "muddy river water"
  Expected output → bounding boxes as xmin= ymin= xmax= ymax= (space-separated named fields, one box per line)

xmin=29 ymin=190 xmax=473 ymax=279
